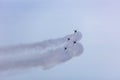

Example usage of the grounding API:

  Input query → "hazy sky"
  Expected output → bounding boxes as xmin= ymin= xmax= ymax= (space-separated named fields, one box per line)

xmin=0 ymin=0 xmax=120 ymax=80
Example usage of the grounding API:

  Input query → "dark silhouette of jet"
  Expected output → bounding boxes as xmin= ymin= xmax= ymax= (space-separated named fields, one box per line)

xmin=73 ymin=41 xmax=76 ymax=44
xmin=64 ymin=47 xmax=67 ymax=50
xmin=74 ymin=30 xmax=77 ymax=33
xmin=67 ymin=38 xmax=70 ymax=40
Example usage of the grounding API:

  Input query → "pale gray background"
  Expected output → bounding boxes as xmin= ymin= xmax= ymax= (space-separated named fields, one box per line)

xmin=0 ymin=0 xmax=120 ymax=80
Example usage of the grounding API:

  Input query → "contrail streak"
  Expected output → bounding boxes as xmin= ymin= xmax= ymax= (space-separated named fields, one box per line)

xmin=0 ymin=31 xmax=83 ymax=71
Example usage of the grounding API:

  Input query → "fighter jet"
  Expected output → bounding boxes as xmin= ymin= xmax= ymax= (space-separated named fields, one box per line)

xmin=67 ymin=38 xmax=70 ymax=41
xmin=73 ymin=41 xmax=76 ymax=44
xmin=64 ymin=47 xmax=67 ymax=50
xmin=74 ymin=30 xmax=77 ymax=33
xmin=64 ymin=30 xmax=78 ymax=50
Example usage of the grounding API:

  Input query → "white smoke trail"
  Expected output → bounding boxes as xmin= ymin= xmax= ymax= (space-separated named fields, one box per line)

xmin=0 ymin=31 xmax=83 ymax=71
xmin=0 ymin=31 xmax=82 ymax=55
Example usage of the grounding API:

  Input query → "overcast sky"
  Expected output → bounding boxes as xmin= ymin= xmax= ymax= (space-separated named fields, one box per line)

xmin=0 ymin=0 xmax=120 ymax=80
